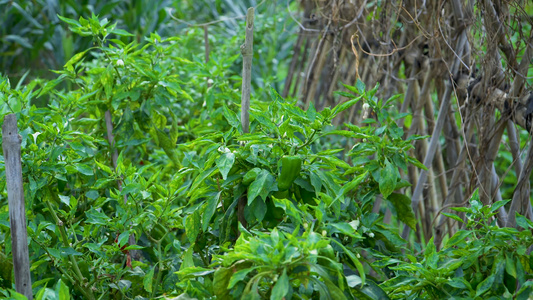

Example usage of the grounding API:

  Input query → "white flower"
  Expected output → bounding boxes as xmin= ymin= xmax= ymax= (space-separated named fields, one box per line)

xmin=362 ymin=103 xmax=371 ymax=119
xmin=116 ymin=59 xmax=124 ymax=66
xmin=368 ymin=232 xmax=375 ymax=238
xmin=322 ymin=230 xmax=327 ymax=237
xmin=207 ymin=79 xmax=214 ymax=85
xmin=349 ymin=219 xmax=360 ymax=230
xmin=356 ymin=253 xmax=361 ymax=259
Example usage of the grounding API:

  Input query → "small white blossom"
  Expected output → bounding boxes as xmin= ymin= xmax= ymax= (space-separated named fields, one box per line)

xmin=368 ymin=232 xmax=375 ymax=238
xmin=356 ymin=253 xmax=361 ymax=259
xmin=349 ymin=219 xmax=360 ymax=230
xmin=362 ymin=103 xmax=371 ymax=119
xmin=207 ymin=79 xmax=214 ymax=85
xmin=322 ymin=230 xmax=327 ymax=237
xmin=116 ymin=59 xmax=124 ymax=66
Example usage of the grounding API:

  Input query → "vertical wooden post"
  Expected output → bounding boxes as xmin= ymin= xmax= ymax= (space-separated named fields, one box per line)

xmin=240 ymin=7 xmax=254 ymax=134
xmin=2 ymin=114 xmax=33 ymax=300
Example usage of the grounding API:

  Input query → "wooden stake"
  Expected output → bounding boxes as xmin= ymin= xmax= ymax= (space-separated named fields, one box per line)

xmin=2 ymin=114 xmax=33 ymax=300
xmin=240 ymin=7 xmax=254 ymax=134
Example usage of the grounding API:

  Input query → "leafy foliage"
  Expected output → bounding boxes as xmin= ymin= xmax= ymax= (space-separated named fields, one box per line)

xmin=380 ymin=189 xmax=533 ymax=299
xmin=0 ymin=9 xmax=531 ymax=300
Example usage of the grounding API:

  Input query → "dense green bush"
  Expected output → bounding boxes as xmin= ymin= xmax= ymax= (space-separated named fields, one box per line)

xmin=0 ymin=10 xmax=532 ymax=300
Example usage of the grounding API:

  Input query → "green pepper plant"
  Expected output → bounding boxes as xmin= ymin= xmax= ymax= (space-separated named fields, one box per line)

xmin=175 ymin=80 xmax=428 ymax=298
xmin=379 ymin=189 xmax=533 ymax=299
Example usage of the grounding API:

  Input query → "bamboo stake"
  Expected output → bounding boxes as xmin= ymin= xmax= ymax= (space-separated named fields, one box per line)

xmin=2 ymin=114 xmax=33 ymax=300
xmin=401 ymin=31 xmax=468 ymax=240
xmin=291 ymin=38 xmax=311 ymax=99
xmin=282 ymin=29 xmax=305 ymax=98
xmin=505 ymin=39 xmax=533 ymax=227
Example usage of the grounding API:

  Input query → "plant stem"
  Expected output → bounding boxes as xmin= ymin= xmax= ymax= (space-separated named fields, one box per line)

xmin=45 ymin=201 xmax=96 ymax=300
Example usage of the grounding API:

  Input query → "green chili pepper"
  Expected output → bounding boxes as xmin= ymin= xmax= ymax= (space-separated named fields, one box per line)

xmin=277 ymin=155 xmax=302 ymax=191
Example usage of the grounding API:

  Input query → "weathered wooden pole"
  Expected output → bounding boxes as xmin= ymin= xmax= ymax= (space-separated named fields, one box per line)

xmin=240 ymin=7 xmax=254 ymax=134
xmin=2 ymin=114 xmax=33 ymax=300
xmin=238 ymin=7 xmax=254 ymax=228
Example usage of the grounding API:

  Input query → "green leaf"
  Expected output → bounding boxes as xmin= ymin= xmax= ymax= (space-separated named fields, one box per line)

xmin=64 ymin=48 xmax=94 ymax=71
xmin=476 ymin=274 xmax=495 ymax=297
xmin=407 ymin=156 xmax=428 ymax=170
xmin=229 ymin=267 xmax=256 ymax=289
xmin=76 ymin=163 xmax=94 ymax=176
xmin=331 ymin=240 xmax=365 ymax=286
xmin=249 ymin=196 xmax=267 ymax=223
xmin=121 ymin=183 xmax=141 ymax=196
xmin=85 ymin=208 xmax=110 ymax=225
xmin=442 ymin=212 xmax=464 ymax=224
xmin=516 ymin=213 xmax=533 ymax=229
xmin=307 ymin=102 xmax=317 ymax=122
xmin=330 ymin=222 xmax=358 ymax=238
xmin=379 ymin=159 xmax=396 ymax=198
xmin=58 ymin=279 xmax=70 ymax=300
xmin=387 ymin=193 xmax=416 ymax=230
xmin=333 ymin=95 xmax=363 ymax=117
xmin=118 ymin=230 xmax=130 ymax=247
xmin=111 ymin=28 xmax=134 ymax=37
xmin=446 ymin=277 xmax=468 ymax=289
xmin=340 ymin=171 xmax=368 ymax=197
xmin=450 ymin=207 xmax=470 ymax=213
xmin=271 ymin=269 xmax=289 ymax=300
xmin=334 ymin=91 xmax=356 ymax=98
xmin=57 ymin=15 xmax=81 ymax=28
xmin=216 ymin=152 xmax=235 ymax=180
xmin=223 ymin=103 xmax=240 ymax=129
xmin=144 ymin=266 xmax=155 ymax=293
xmin=58 ymin=195 xmax=71 ymax=207
xmin=94 ymin=159 xmax=113 ymax=174
xmin=356 ymin=79 xmax=366 ymax=93
xmin=202 ymin=192 xmax=221 ymax=231
xmin=491 ymin=199 xmax=511 ymax=212
xmin=247 ymin=169 xmax=277 ymax=205
xmin=505 ymin=254 xmax=517 ymax=278
xmin=309 ymin=170 xmax=322 ymax=195
xmin=444 ymin=230 xmax=471 ymax=248
xmin=185 ymin=210 xmax=201 ymax=244
xmin=213 ymin=267 xmax=232 ymax=299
